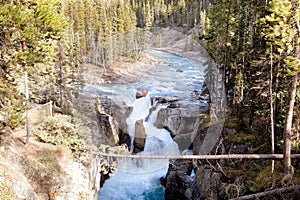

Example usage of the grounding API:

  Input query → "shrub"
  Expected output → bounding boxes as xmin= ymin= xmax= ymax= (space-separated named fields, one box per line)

xmin=33 ymin=114 xmax=92 ymax=158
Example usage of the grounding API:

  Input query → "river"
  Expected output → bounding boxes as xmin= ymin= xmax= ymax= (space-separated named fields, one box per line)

xmin=84 ymin=50 xmax=207 ymax=200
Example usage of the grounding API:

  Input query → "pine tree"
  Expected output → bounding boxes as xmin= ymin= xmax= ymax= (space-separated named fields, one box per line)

xmin=0 ymin=0 xmax=69 ymax=128
xmin=260 ymin=0 xmax=300 ymax=174
xmin=144 ymin=0 xmax=153 ymax=29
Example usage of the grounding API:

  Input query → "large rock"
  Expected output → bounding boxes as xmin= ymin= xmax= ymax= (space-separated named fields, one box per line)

xmin=95 ymin=98 xmax=119 ymax=146
xmin=192 ymin=127 xmax=233 ymax=200
xmin=136 ymin=89 xmax=148 ymax=99
xmin=155 ymin=104 xmax=202 ymax=151
xmin=133 ymin=119 xmax=146 ymax=153
xmin=164 ymin=159 xmax=200 ymax=200
xmin=195 ymin=164 xmax=227 ymax=200
xmin=109 ymin=103 xmax=132 ymax=147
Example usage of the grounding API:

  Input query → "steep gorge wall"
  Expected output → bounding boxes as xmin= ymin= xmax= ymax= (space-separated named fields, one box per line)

xmin=0 ymin=134 xmax=101 ymax=200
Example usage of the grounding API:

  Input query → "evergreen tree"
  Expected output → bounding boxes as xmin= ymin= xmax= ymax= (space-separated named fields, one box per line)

xmin=0 ymin=0 xmax=69 ymax=128
xmin=259 ymin=0 xmax=300 ymax=174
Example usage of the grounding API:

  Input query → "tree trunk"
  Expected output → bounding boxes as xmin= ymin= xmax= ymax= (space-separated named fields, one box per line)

xmin=270 ymin=45 xmax=275 ymax=173
xmin=283 ymin=72 xmax=298 ymax=174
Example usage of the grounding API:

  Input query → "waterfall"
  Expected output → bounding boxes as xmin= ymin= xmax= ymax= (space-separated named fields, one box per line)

xmin=98 ymin=92 xmax=180 ymax=200
xmin=126 ymin=93 xmax=152 ymax=149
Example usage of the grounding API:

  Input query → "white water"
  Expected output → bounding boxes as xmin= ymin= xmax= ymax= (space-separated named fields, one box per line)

xmin=89 ymin=49 xmax=208 ymax=199
xmin=98 ymin=92 xmax=180 ymax=200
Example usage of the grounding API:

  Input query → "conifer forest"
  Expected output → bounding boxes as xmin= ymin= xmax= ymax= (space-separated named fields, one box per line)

xmin=0 ymin=0 xmax=300 ymax=199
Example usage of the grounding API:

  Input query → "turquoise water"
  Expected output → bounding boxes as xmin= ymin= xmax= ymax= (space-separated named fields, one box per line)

xmin=98 ymin=95 xmax=179 ymax=200
xmin=98 ymin=170 xmax=166 ymax=200
xmin=140 ymin=186 xmax=165 ymax=200
xmin=96 ymin=50 xmax=206 ymax=200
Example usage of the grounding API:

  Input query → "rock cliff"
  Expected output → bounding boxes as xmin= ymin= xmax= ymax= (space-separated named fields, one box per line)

xmin=0 ymin=133 xmax=101 ymax=200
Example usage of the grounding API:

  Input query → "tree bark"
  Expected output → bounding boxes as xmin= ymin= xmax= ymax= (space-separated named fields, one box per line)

xmin=270 ymin=45 xmax=275 ymax=173
xmin=283 ymin=72 xmax=298 ymax=174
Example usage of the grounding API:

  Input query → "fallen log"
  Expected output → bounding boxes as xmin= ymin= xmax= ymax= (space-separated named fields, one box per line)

xmin=95 ymin=153 xmax=300 ymax=160
xmin=230 ymin=185 xmax=300 ymax=200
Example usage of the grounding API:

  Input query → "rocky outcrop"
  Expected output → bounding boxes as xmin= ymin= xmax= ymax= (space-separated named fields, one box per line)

xmin=194 ymin=163 xmax=227 ymax=200
xmin=164 ymin=159 xmax=200 ymax=200
xmin=151 ymin=96 xmax=180 ymax=104
xmin=192 ymin=127 xmax=227 ymax=199
xmin=192 ymin=127 xmax=244 ymax=200
xmin=96 ymin=96 xmax=132 ymax=147
xmin=58 ymin=155 xmax=101 ymax=200
xmin=95 ymin=98 xmax=119 ymax=146
xmin=155 ymin=102 xmax=203 ymax=151
xmin=133 ymin=119 xmax=146 ymax=153
xmin=0 ymin=134 xmax=101 ymax=200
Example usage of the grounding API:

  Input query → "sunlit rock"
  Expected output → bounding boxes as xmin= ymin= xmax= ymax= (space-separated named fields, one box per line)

xmin=136 ymin=89 xmax=148 ymax=99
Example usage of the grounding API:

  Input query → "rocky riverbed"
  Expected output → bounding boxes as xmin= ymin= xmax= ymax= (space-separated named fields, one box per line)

xmin=83 ymin=47 xmax=228 ymax=199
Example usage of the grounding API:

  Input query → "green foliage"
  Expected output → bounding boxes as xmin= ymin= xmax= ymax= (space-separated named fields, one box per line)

xmin=0 ymin=0 xmax=71 ymax=129
xmin=201 ymin=0 xmax=300 ymax=162
xmin=224 ymin=159 xmax=295 ymax=197
xmin=0 ymin=181 xmax=16 ymax=200
xmin=63 ymin=0 xmax=137 ymax=55
xmin=33 ymin=115 xmax=91 ymax=158
xmin=226 ymin=133 xmax=256 ymax=144
xmin=225 ymin=184 xmax=240 ymax=199
xmin=261 ymin=0 xmax=300 ymax=76
xmin=0 ymin=0 xmax=67 ymax=68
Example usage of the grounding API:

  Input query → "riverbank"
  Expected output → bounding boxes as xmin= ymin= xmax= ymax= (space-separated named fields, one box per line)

xmin=83 ymin=27 xmax=211 ymax=86
xmin=150 ymin=27 xmax=211 ymax=64
xmin=82 ymin=52 xmax=164 ymax=85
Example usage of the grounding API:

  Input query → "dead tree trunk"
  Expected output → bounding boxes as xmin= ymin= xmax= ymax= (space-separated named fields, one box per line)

xmin=283 ymin=72 xmax=298 ymax=174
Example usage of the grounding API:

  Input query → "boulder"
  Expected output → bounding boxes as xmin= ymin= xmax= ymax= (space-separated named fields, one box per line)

xmin=136 ymin=89 xmax=148 ymax=99
xmin=195 ymin=164 xmax=227 ymax=200
xmin=155 ymin=107 xmax=201 ymax=151
xmin=192 ymin=127 xmax=231 ymax=200
xmin=164 ymin=160 xmax=200 ymax=200
xmin=133 ymin=119 xmax=146 ymax=153
xmin=151 ymin=96 xmax=180 ymax=104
